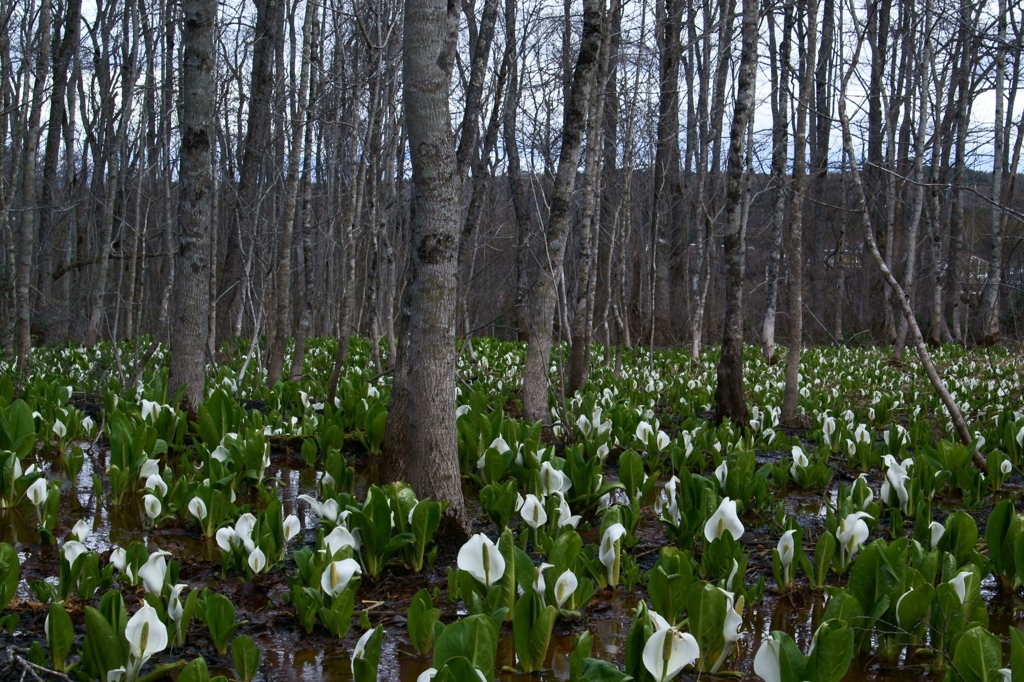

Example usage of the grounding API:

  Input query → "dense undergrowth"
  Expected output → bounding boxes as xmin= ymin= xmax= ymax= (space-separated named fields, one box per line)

xmin=0 ymin=337 xmax=1022 ymax=681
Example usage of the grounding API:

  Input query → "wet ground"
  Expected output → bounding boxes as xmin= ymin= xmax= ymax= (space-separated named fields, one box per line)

xmin=1 ymin=442 xmax=1022 ymax=682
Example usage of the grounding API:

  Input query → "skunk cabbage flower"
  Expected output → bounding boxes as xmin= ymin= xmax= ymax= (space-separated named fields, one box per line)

xmin=836 ymin=512 xmax=872 ymax=565
xmin=949 ymin=570 xmax=972 ymax=605
xmin=138 ymin=550 xmax=171 ymax=595
xmin=52 ymin=419 xmax=67 ymax=438
xmin=520 ymin=494 xmax=547 ymax=529
xmin=457 ymin=533 xmax=505 ymax=588
xmin=777 ymin=530 xmax=795 ymax=587
xmin=216 ymin=527 xmax=240 ymax=553
xmin=704 ymin=498 xmax=744 ymax=543
xmin=929 ymin=521 xmax=945 ymax=549
xmin=283 ymin=514 xmax=301 ymax=542
xmin=714 ymin=461 xmax=729 ymax=492
xmin=789 ymin=447 xmax=809 ymax=483
xmin=554 ymin=570 xmax=578 ymax=609
xmin=636 ymin=421 xmax=654 ymax=445
xmin=144 ymin=474 xmax=168 ymax=498
xmin=140 ymin=400 xmax=162 ymax=422
xmin=188 ymin=497 xmax=207 ymax=522
xmin=322 ymin=558 xmax=362 ymax=597
xmin=599 ymin=523 xmax=628 ymax=584
xmin=61 ymin=540 xmax=88 ymax=568
xmin=27 ymin=478 xmax=48 ymax=508
xmin=539 ymin=462 xmax=571 ymax=496
xmin=642 ymin=627 xmax=700 ymax=682
xmin=325 ymin=526 xmax=360 ymax=556
xmin=143 ymin=494 xmax=162 ymax=520
xmin=551 ymin=492 xmax=581 ymax=529
xmin=1001 ymin=459 xmax=1013 ymax=475
xmin=753 ymin=634 xmax=782 ymax=682
xmin=247 ymin=547 xmax=267 ymax=574
xmin=351 ymin=627 xmax=378 ymax=675
xmin=72 ymin=519 xmax=91 ymax=543
xmin=125 ymin=603 xmax=168 ymax=676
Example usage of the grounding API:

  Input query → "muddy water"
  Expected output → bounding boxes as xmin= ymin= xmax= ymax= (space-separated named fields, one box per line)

xmin=5 ymin=446 xmax=1024 ymax=682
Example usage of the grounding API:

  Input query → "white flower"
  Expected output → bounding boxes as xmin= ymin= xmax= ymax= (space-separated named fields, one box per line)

xmin=457 ymin=534 xmax=505 ymax=588
xmin=140 ymin=400 xmax=161 ymax=422
xmin=81 ymin=415 xmax=95 ymax=433
xmin=836 ymin=512 xmax=872 ymax=565
xmin=324 ymin=526 xmax=360 ymax=555
xmin=636 ymin=421 xmax=654 ymax=445
xmin=930 ymin=521 xmax=945 ymax=549
xmin=553 ymin=570 xmax=578 ymax=609
xmin=248 ymin=547 xmax=267 ymax=574
xmin=789 ymin=446 xmax=809 ymax=483
xmin=125 ymin=603 xmax=168 ymax=666
xmin=417 ymin=668 xmax=437 ymax=682
xmin=143 ymin=494 xmax=162 ymax=520
xmin=283 ymin=514 xmax=301 ymax=542
xmin=188 ymin=497 xmax=208 ymax=522
xmin=321 ymin=558 xmax=362 ymax=596
xmin=520 ymin=494 xmax=547 ymax=529
xmin=539 ymin=461 xmax=572 ymax=496
xmin=138 ymin=550 xmax=171 ymax=595
xmin=1001 ymin=459 xmax=1012 ymax=475
xmin=642 ymin=627 xmax=700 ymax=681
xmin=714 ymin=461 xmax=729 ymax=492
xmin=949 ymin=570 xmax=972 ymax=605
xmin=777 ymin=530 xmax=795 ymax=587
xmin=704 ymin=498 xmax=744 ymax=543
xmin=72 ymin=519 xmax=91 ymax=543
xmin=753 ymin=635 xmax=782 ymax=682
xmin=138 ymin=459 xmax=160 ymax=480
xmin=210 ymin=445 xmax=229 ymax=463
xmin=61 ymin=540 xmax=88 ymax=568
xmin=110 ymin=547 xmax=128 ymax=573
xmin=168 ymin=583 xmax=187 ymax=624
xmin=52 ymin=419 xmax=67 ymax=438
xmin=27 ymin=478 xmax=48 ymax=507
xmin=144 ymin=474 xmax=167 ymax=498
xmin=216 ymin=527 xmax=240 ymax=552
xmin=599 ymin=524 xmax=628 ymax=584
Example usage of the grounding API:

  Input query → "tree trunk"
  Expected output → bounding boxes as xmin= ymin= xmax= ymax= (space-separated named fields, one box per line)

xmin=761 ymin=0 xmax=791 ymax=364
xmin=15 ymin=0 xmax=52 ymax=369
xmin=521 ymin=0 xmax=604 ymax=425
xmin=839 ymin=24 xmax=982 ymax=469
xmin=388 ymin=0 xmax=469 ymax=535
xmin=713 ymin=0 xmax=756 ymax=426
xmin=979 ymin=0 xmax=1006 ymax=343
xmin=168 ymin=0 xmax=215 ymax=417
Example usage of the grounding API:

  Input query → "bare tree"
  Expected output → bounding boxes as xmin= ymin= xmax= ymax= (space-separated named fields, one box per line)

xmin=713 ymin=0 xmax=757 ymax=426
xmin=169 ymin=0 xmax=215 ymax=416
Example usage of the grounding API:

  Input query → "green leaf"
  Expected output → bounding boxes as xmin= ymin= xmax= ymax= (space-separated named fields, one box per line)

xmin=512 ymin=591 xmax=557 ymax=673
xmin=352 ymin=625 xmax=384 ymax=682
xmin=433 ymin=614 xmax=499 ymax=681
xmin=0 ymin=542 xmax=20 ymax=611
xmin=804 ymin=619 xmax=854 ymax=682
xmin=47 ymin=602 xmax=74 ymax=672
xmin=231 ymin=635 xmax=260 ymax=682
xmin=178 ymin=657 xmax=211 ymax=682
xmin=205 ymin=592 xmax=244 ymax=655
xmin=950 ymin=625 xmax=1003 ymax=682
xmin=83 ymin=606 xmax=127 ymax=681
xmin=581 ymin=658 xmax=634 ymax=682
xmin=408 ymin=589 xmax=440 ymax=655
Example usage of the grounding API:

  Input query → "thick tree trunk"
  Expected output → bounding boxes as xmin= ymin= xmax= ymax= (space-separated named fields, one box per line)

xmin=390 ymin=0 xmax=469 ymax=535
xmin=713 ymin=0 xmax=757 ymax=427
xmin=521 ymin=0 xmax=603 ymax=425
xmin=169 ymin=0 xmax=215 ymax=417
